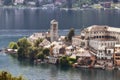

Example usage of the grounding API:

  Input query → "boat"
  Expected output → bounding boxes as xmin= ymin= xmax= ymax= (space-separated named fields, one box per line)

xmin=76 ymin=65 xmax=90 ymax=69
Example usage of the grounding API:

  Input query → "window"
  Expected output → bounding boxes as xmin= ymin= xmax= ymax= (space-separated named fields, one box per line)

xmin=108 ymin=50 xmax=111 ymax=54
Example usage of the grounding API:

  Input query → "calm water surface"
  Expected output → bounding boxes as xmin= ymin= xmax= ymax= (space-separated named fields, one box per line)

xmin=0 ymin=8 xmax=120 ymax=30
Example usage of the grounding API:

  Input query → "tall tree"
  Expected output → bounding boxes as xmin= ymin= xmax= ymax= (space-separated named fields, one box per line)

xmin=67 ymin=0 xmax=72 ymax=8
xmin=4 ymin=0 xmax=12 ymax=5
xmin=17 ymin=37 xmax=31 ymax=59
xmin=67 ymin=28 xmax=75 ymax=42
xmin=8 ymin=42 xmax=18 ymax=49
xmin=43 ymin=48 xmax=50 ymax=56
xmin=113 ymin=0 xmax=118 ymax=3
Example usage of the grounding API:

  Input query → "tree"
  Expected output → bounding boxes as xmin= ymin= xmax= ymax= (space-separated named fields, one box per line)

xmin=0 ymin=71 xmax=25 ymax=80
xmin=34 ymin=38 xmax=43 ymax=47
xmin=17 ymin=37 xmax=32 ymax=59
xmin=67 ymin=28 xmax=75 ymax=42
xmin=36 ymin=0 xmax=40 ymax=7
xmin=113 ymin=0 xmax=118 ymax=3
xmin=8 ymin=42 xmax=18 ymax=49
xmin=67 ymin=0 xmax=72 ymax=8
xmin=17 ymin=37 xmax=31 ymax=48
xmin=60 ymin=56 xmax=70 ymax=67
xmin=17 ymin=47 xmax=26 ymax=59
xmin=43 ymin=48 xmax=50 ymax=56
xmin=4 ymin=0 xmax=12 ymax=5
xmin=36 ymin=52 xmax=45 ymax=61
xmin=28 ymin=47 xmax=38 ymax=61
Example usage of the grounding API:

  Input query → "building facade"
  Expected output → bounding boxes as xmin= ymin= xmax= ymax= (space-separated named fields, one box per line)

xmin=72 ymin=25 xmax=120 ymax=59
xmin=114 ymin=44 xmax=120 ymax=66
xmin=14 ymin=0 xmax=24 ymax=5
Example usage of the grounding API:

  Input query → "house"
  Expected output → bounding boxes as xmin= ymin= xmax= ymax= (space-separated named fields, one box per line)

xmin=27 ymin=1 xmax=36 ymax=6
xmin=39 ymin=39 xmax=51 ymax=47
xmin=27 ymin=33 xmax=46 ymax=42
xmin=14 ymin=0 xmax=24 ymax=5
xmin=51 ymin=41 xmax=65 ymax=57
xmin=114 ymin=44 xmax=120 ymax=66
xmin=73 ymin=25 xmax=120 ymax=60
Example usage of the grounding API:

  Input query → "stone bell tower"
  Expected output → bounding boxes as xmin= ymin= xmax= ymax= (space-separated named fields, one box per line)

xmin=50 ymin=19 xmax=59 ymax=42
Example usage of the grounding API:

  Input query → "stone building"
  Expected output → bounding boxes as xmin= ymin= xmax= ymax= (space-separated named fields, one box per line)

xmin=72 ymin=25 xmax=120 ymax=59
xmin=50 ymin=19 xmax=59 ymax=42
xmin=114 ymin=44 xmax=120 ymax=66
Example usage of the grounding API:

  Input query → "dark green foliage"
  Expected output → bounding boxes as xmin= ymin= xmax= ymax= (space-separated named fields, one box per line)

xmin=34 ymin=38 xmax=43 ymax=47
xmin=17 ymin=47 xmax=26 ymax=59
xmin=9 ymin=37 xmax=49 ymax=62
xmin=4 ymin=0 xmax=12 ymax=5
xmin=0 ymin=71 xmax=25 ymax=80
xmin=17 ymin=37 xmax=31 ymax=48
xmin=28 ymin=47 xmax=38 ymax=61
xmin=67 ymin=28 xmax=75 ymax=42
xmin=43 ymin=48 xmax=50 ymax=56
xmin=68 ymin=58 xmax=76 ymax=63
xmin=67 ymin=0 xmax=72 ymax=8
xmin=36 ymin=52 xmax=45 ymax=61
xmin=9 ymin=42 xmax=18 ymax=49
xmin=60 ymin=56 xmax=70 ymax=67
xmin=17 ymin=37 xmax=31 ymax=59
xmin=68 ymin=58 xmax=76 ymax=65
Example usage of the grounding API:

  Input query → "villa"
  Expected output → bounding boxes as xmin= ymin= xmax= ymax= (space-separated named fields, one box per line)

xmin=72 ymin=25 xmax=120 ymax=60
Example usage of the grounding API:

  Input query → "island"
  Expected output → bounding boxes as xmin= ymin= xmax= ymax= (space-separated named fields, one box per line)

xmin=6 ymin=19 xmax=120 ymax=70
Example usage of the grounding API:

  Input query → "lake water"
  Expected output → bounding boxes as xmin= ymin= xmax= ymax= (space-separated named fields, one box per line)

xmin=0 ymin=8 xmax=120 ymax=80
xmin=0 ymin=8 xmax=120 ymax=30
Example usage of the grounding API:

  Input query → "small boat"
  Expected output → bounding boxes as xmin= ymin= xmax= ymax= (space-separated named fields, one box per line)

xmin=76 ymin=65 xmax=90 ymax=69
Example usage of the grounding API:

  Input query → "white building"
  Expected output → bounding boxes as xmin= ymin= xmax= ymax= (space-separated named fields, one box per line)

xmin=27 ymin=33 xmax=46 ymax=42
xmin=50 ymin=41 xmax=65 ymax=57
xmin=72 ymin=25 xmax=120 ymax=59
xmin=39 ymin=39 xmax=51 ymax=47
xmin=50 ymin=19 xmax=59 ymax=42
xmin=72 ymin=35 xmax=88 ymax=48
xmin=14 ymin=0 xmax=24 ymax=5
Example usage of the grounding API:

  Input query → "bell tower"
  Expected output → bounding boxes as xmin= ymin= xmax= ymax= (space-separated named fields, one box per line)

xmin=50 ymin=19 xmax=59 ymax=42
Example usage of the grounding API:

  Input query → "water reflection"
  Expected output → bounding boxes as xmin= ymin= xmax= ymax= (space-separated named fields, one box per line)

xmin=0 ymin=8 xmax=120 ymax=30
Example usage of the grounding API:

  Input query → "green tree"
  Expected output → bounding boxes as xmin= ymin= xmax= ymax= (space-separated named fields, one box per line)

xmin=17 ymin=47 xmax=26 ymax=59
xmin=4 ymin=0 xmax=12 ymax=5
xmin=34 ymin=38 xmax=43 ymax=47
xmin=36 ymin=52 xmax=45 ymax=61
xmin=43 ymin=48 xmax=50 ymax=56
xmin=0 ymin=71 xmax=25 ymax=80
xmin=17 ymin=37 xmax=32 ymax=59
xmin=9 ymin=42 xmax=18 ymax=49
xmin=17 ymin=37 xmax=31 ymax=48
xmin=67 ymin=28 xmax=75 ymax=42
xmin=28 ymin=47 xmax=38 ymax=61
xmin=60 ymin=56 xmax=70 ymax=67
